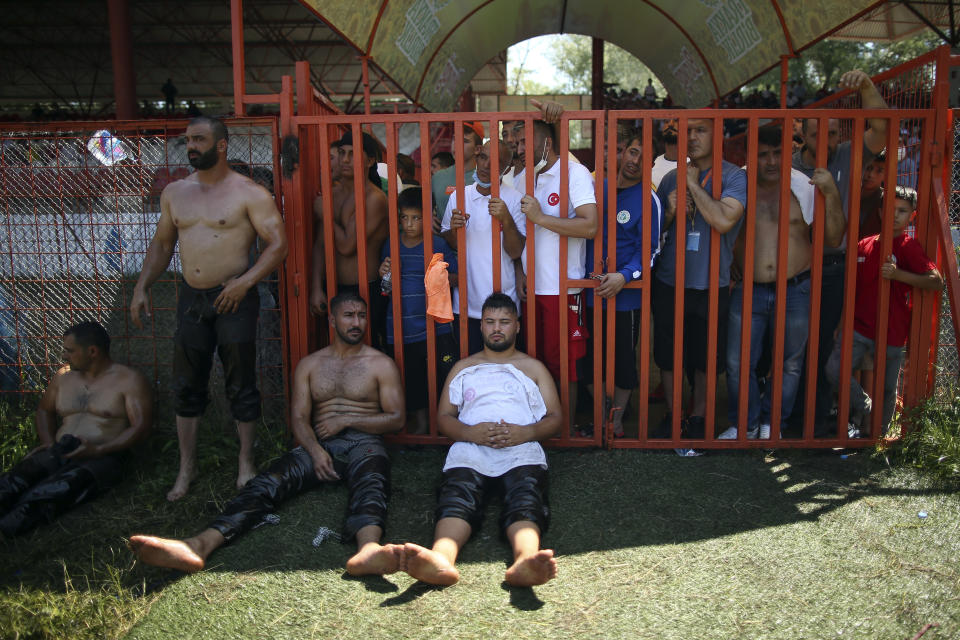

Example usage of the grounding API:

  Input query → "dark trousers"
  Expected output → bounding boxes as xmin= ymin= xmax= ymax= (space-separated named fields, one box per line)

xmin=0 ymin=435 xmax=122 ymax=537
xmin=208 ymin=430 xmax=390 ymax=543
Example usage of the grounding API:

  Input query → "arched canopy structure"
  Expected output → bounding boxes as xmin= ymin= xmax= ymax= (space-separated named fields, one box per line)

xmin=299 ymin=0 xmax=889 ymax=111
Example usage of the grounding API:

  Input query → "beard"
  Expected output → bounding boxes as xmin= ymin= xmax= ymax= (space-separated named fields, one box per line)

xmin=336 ymin=326 xmax=364 ymax=345
xmin=483 ymin=332 xmax=514 ymax=352
xmin=188 ymin=146 xmax=218 ymax=170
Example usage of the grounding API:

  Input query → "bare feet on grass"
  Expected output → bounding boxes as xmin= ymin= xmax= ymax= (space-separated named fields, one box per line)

xmin=505 ymin=549 xmax=556 ymax=587
xmin=346 ymin=543 xmax=402 ymax=576
xmin=129 ymin=535 xmax=205 ymax=573
xmin=166 ymin=467 xmax=197 ymax=502
xmin=399 ymin=543 xmax=460 ymax=586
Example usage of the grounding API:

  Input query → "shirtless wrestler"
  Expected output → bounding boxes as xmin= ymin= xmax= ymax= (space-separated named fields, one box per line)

xmin=721 ymin=125 xmax=843 ymax=439
xmin=397 ymin=293 xmax=561 ymax=587
xmin=0 ymin=321 xmax=152 ymax=537
xmin=130 ymin=116 xmax=288 ymax=501
xmin=309 ymin=132 xmax=388 ymax=340
xmin=130 ymin=292 xmax=406 ymax=576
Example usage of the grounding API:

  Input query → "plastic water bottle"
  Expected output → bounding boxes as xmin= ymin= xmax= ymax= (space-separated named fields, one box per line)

xmin=380 ymin=271 xmax=392 ymax=296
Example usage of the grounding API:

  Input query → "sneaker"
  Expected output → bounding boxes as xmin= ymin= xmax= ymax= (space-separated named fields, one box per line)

xmin=683 ymin=416 xmax=705 ymax=439
xmin=717 ymin=427 xmax=739 ymax=440
xmin=758 ymin=423 xmax=771 ymax=440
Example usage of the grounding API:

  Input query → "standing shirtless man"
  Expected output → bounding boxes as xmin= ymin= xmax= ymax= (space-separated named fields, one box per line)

xmin=309 ymin=132 xmax=388 ymax=346
xmin=1 ymin=321 xmax=152 ymax=537
xmin=130 ymin=116 xmax=288 ymax=501
xmin=130 ymin=292 xmax=406 ymax=576
xmin=721 ymin=126 xmax=843 ymax=439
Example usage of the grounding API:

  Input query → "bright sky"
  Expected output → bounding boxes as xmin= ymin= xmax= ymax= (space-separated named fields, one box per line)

xmin=506 ymin=35 xmax=563 ymax=92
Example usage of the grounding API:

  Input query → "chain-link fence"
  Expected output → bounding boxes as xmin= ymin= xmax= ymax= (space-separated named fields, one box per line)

xmin=0 ymin=118 xmax=286 ymax=428
xmin=934 ymin=113 xmax=960 ymax=396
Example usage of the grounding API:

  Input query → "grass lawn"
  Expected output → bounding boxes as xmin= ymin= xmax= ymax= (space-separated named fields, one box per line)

xmin=2 ymin=430 xmax=958 ymax=640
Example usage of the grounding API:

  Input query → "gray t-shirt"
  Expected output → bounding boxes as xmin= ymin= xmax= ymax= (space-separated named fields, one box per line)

xmin=792 ymin=140 xmax=876 ymax=254
xmin=655 ymin=160 xmax=747 ymax=290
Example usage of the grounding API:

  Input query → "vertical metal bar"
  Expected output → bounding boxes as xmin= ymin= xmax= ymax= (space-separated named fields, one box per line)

xmin=350 ymin=121 xmax=371 ymax=344
xmin=703 ymin=115 xmax=722 ymax=441
xmin=835 ymin=119 xmax=865 ymax=443
xmin=454 ymin=120 xmax=468 ymax=359
xmin=490 ymin=117 xmax=502 ymax=293
xmin=524 ymin=116 xmax=537 ymax=359
xmin=780 ymin=56 xmax=789 ymax=111
xmin=317 ymin=125 xmax=338 ymax=346
xmin=637 ymin=114 xmax=653 ymax=444
xmin=384 ymin=121 xmax=405 ymax=403
xmin=420 ymin=119 xmax=439 ymax=434
xmin=558 ymin=115 xmax=571 ymax=438
xmin=231 ymin=0 xmax=246 ymax=116
xmin=737 ymin=119 xmax=759 ymax=442
xmin=672 ymin=116 xmax=688 ymax=441
xmin=601 ymin=112 xmax=613 ymax=446
xmin=361 ymin=57 xmax=372 ymax=116
xmin=107 ymin=0 xmax=137 ymax=119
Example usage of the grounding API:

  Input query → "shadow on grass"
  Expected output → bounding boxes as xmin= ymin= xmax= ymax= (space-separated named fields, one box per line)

xmin=341 ymin=571 xmax=399 ymax=594
xmin=501 ymin=582 xmax=546 ymax=611
xmin=1 ymin=443 xmax=951 ymax=601
xmin=379 ymin=581 xmax=445 ymax=607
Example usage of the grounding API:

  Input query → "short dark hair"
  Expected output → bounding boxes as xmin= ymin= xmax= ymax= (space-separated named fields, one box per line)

xmin=622 ymin=128 xmax=643 ymax=151
xmin=894 ymin=185 xmax=918 ymax=209
xmin=871 ymin=151 xmax=886 ymax=164
xmin=532 ymin=120 xmax=557 ymax=152
xmin=431 ymin=151 xmax=454 ymax=168
xmin=329 ymin=291 xmax=367 ymax=315
xmin=397 ymin=186 xmax=422 ymax=213
xmin=64 ymin=321 xmax=110 ymax=354
xmin=481 ymin=292 xmax=518 ymax=317
xmin=757 ymin=125 xmax=783 ymax=148
xmin=396 ymin=154 xmax=416 ymax=181
xmin=189 ymin=115 xmax=228 ymax=143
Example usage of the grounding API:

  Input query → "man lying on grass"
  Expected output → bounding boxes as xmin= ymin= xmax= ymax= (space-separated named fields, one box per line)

xmin=130 ymin=292 xmax=407 ymax=576
xmin=397 ymin=293 xmax=561 ymax=587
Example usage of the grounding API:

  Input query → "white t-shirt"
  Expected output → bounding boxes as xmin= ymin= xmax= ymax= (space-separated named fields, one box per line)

xmin=651 ymin=154 xmax=677 ymax=191
xmin=517 ymin=160 xmax=597 ymax=295
xmin=443 ymin=362 xmax=548 ymax=477
xmin=441 ymin=183 xmax=526 ymax=318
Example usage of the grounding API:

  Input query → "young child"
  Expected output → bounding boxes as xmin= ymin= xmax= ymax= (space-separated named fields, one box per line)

xmin=825 ymin=186 xmax=942 ymax=436
xmin=379 ymin=187 xmax=458 ymax=433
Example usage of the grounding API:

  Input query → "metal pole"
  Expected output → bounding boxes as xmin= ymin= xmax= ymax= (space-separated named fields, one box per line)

xmin=107 ymin=0 xmax=137 ymax=119
xmin=231 ymin=0 xmax=246 ymax=116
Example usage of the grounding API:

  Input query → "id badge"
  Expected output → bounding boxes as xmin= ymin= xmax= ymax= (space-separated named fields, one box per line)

xmin=686 ymin=230 xmax=701 ymax=252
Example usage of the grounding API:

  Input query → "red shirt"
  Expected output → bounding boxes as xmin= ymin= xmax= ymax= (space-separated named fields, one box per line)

xmin=854 ymin=233 xmax=936 ymax=347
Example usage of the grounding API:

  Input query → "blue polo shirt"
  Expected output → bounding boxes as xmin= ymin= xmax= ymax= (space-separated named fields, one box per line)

xmin=585 ymin=179 xmax=663 ymax=310
xmin=655 ymin=160 xmax=746 ymax=290
xmin=381 ymin=237 xmax=457 ymax=344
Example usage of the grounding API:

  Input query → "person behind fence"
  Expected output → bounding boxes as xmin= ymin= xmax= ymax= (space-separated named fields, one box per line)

xmin=825 ymin=186 xmax=942 ymax=436
xmin=130 ymin=292 xmax=407 ymax=576
xmin=791 ymin=69 xmax=889 ymax=435
xmin=721 ymin=126 xmax=844 ymax=441
xmin=858 ymin=152 xmax=886 ymax=240
xmin=395 ymin=293 xmax=560 ymax=587
xmin=430 ymin=151 xmax=454 ymax=176
xmin=310 ymin=132 xmax=390 ymax=341
xmin=131 ymin=116 xmax=288 ymax=502
xmin=441 ymin=139 xmax=526 ymax=354
xmin=515 ymin=119 xmax=598 ymax=433
xmin=579 ymin=129 xmax=663 ymax=438
xmin=378 ymin=187 xmax=458 ymax=434
xmin=0 ymin=322 xmax=152 ymax=537
xmin=432 ymin=122 xmax=483 ymax=219
xmin=652 ymin=118 xmax=747 ymax=439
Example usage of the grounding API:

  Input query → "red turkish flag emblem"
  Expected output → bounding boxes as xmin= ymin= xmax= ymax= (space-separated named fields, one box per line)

xmin=547 ymin=193 xmax=560 ymax=206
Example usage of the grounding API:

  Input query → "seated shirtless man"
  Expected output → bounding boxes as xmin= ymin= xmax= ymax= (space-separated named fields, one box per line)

xmin=130 ymin=292 xmax=406 ymax=575
xmin=0 ymin=321 xmax=152 ymax=537
xmin=398 ymin=293 xmax=561 ymax=587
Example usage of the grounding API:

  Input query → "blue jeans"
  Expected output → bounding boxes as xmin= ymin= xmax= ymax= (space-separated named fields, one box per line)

xmin=825 ymin=330 xmax=904 ymax=433
xmin=726 ymin=278 xmax=810 ymax=429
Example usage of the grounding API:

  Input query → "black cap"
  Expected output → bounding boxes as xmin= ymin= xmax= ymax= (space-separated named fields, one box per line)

xmin=337 ymin=131 xmax=380 ymax=161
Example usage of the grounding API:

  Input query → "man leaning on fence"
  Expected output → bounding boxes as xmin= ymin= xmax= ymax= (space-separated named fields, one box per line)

xmin=0 ymin=321 xmax=152 ymax=537
xmin=130 ymin=115 xmax=289 ymax=502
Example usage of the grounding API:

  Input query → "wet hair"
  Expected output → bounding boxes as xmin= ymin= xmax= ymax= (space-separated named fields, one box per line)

xmin=64 ymin=321 xmax=110 ymax=354
xmin=329 ymin=291 xmax=367 ymax=315
xmin=397 ymin=186 xmax=422 ymax=213
xmin=757 ymin=125 xmax=784 ymax=148
xmin=431 ymin=151 xmax=454 ymax=168
xmin=189 ymin=115 xmax=228 ymax=143
xmin=894 ymin=185 xmax=918 ymax=209
xmin=481 ymin=292 xmax=518 ymax=317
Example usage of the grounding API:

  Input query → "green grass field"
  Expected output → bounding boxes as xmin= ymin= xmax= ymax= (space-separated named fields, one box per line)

xmin=2 ymin=422 xmax=958 ymax=640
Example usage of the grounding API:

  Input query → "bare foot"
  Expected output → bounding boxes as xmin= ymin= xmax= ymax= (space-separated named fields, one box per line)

xmin=166 ymin=468 xmax=197 ymax=502
xmin=505 ymin=549 xmax=557 ymax=587
xmin=236 ymin=459 xmax=257 ymax=490
xmin=346 ymin=543 xmax=402 ymax=576
xmin=399 ymin=543 xmax=459 ymax=586
xmin=129 ymin=535 xmax=205 ymax=573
